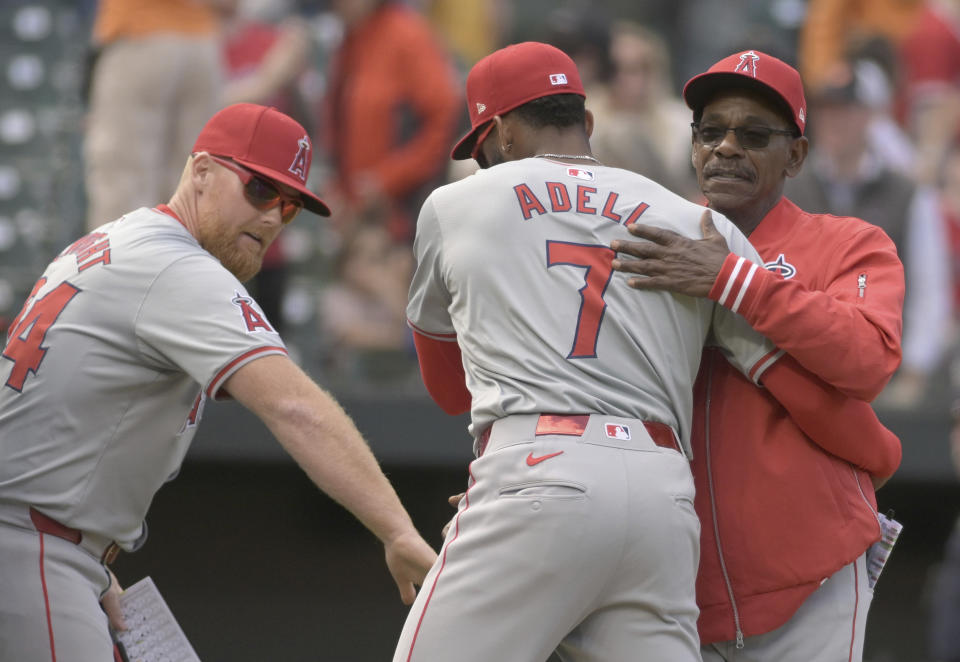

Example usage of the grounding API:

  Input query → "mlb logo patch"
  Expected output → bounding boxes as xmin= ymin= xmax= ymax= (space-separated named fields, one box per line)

xmin=567 ymin=167 xmax=594 ymax=181
xmin=549 ymin=73 xmax=568 ymax=85
xmin=605 ymin=423 xmax=631 ymax=440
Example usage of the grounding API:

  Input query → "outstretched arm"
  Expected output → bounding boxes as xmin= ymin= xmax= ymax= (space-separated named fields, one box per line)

xmin=224 ymin=355 xmax=437 ymax=604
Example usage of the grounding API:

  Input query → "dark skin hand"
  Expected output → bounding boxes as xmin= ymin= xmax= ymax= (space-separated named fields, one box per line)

xmin=610 ymin=209 xmax=730 ymax=297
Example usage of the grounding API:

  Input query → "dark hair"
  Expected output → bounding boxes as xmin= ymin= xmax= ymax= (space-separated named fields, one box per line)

xmin=692 ymin=79 xmax=800 ymax=137
xmin=511 ymin=93 xmax=586 ymax=130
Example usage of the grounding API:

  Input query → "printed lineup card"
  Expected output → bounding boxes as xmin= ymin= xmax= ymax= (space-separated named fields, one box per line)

xmin=115 ymin=576 xmax=202 ymax=662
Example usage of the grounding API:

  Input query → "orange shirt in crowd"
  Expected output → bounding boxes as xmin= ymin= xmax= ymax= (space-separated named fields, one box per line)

xmin=800 ymin=0 xmax=924 ymax=91
xmin=93 ymin=0 xmax=219 ymax=44
xmin=324 ymin=3 xmax=461 ymax=239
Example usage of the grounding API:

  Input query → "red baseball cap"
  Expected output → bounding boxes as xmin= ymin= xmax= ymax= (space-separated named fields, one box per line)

xmin=451 ymin=41 xmax=586 ymax=160
xmin=192 ymin=103 xmax=330 ymax=216
xmin=683 ymin=50 xmax=807 ymax=135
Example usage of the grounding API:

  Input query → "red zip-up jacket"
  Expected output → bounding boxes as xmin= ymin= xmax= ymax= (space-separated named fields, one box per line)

xmin=695 ymin=196 xmax=905 ymax=645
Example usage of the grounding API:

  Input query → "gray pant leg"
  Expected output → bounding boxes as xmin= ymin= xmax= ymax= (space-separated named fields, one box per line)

xmin=700 ymin=554 xmax=872 ymax=662
xmin=0 ymin=522 xmax=112 ymax=662
xmin=395 ymin=435 xmax=701 ymax=662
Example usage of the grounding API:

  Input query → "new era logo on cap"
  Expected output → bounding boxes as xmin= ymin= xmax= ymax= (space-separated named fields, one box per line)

xmin=549 ymin=73 xmax=568 ymax=85
xmin=605 ymin=423 xmax=631 ymax=440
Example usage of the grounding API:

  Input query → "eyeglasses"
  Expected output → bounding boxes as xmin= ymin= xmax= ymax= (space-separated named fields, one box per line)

xmin=209 ymin=155 xmax=303 ymax=224
xmin=470 ymin=122 xmax=496 ymax=169
xmin=691 ymin=122 xmax=796 ymax=150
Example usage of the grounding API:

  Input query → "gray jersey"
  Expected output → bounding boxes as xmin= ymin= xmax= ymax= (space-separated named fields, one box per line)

xmin=0 ymin=207 xmax=286 ymax=547
xmin=407 ymin=158 xmax=780 ymax=453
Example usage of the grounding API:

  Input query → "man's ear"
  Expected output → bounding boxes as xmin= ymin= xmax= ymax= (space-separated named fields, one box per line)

xmin=494 ymin=115 xmax=511 ymax=153
xmin=190 ymin=152 xmax=213 ymax=186
xmin=585 ymin=108 xmax=595 ymax=138
xmin=785 ymin=136 xmax=809 ymax=178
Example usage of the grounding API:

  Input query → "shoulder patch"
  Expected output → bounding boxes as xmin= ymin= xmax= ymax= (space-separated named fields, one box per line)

xmin=232 ymin=292 xmax=274 ymax=333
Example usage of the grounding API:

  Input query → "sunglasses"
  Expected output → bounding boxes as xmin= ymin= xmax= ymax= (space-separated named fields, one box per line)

xmin=209 ymin=155 xmax=303 ymax=224
xmin=470 ymin=122 xmax=496 ymax=169
xmin=691 ymin=122 xmax=796 ymax=150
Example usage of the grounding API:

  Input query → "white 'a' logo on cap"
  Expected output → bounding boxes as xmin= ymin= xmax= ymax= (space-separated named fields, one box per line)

xmin=476 ymin=102 xmax=487 ymax=114
xmin=734 ymin=51 xmax=760 ymax=77
xmin=549 ymin=73 xmax=568 ymax=85
xmin=289 ymin=135 xmax=309 ymax=181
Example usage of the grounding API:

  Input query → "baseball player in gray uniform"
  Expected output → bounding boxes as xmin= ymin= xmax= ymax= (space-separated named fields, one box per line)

xmin=393 ymin=42 xmax=783 ymax=662
xmin=0 ymin=103 xmax=437 ymax=661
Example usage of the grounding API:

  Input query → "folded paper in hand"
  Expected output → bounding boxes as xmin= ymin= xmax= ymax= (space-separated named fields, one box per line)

xmin=115 ymin=576 xmax=201 ymax=662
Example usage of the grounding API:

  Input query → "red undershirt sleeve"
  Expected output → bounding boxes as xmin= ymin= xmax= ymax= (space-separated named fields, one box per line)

xmin=411 ymin=330 xmax=471 ymax=415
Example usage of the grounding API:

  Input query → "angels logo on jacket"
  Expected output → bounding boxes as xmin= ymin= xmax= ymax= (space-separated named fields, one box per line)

xmin=232 ymin=293 xmax=274 ymax=333
xmin=764 ymin=253 xmax=797 ymax=279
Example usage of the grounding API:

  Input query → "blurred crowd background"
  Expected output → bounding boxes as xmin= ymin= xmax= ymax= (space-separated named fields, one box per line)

xmin=4 ymin=0 xmax=960 ymax=660
xmin=4 ymin=0 xmax=960 ymax=409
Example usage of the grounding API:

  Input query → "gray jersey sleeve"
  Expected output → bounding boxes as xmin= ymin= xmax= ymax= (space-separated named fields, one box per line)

xmin=407 ymin=195 xmax=456 ymax=341
xmin=135 ymin=254 xmax=287 ymax=398
xmin=709 ymin=213 xmax=782 ymax=382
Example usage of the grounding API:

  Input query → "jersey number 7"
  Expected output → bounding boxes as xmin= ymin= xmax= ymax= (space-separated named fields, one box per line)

xmin=3 ymin=278 xmax=80 ymax=392
xmin=546 ymin=241 xmax=615 ymax=359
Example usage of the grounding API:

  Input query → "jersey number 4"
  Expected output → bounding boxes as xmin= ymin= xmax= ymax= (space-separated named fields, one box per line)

xmin=546 ymin=241 xmax=615 ymax=359
xmin=3 ymin=278 xmax=80 ymax=392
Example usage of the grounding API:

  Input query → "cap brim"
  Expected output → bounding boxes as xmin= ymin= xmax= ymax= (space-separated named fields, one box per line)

xmin=683 ymin=72 xmax=801 ymax=134
xmin=451 ymin=122 xmax=487 ymax=161
xmin=683 ymin=72 xmax=750 ymax=112
xmin=235 ymin=158 xmax=331 ymax=217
